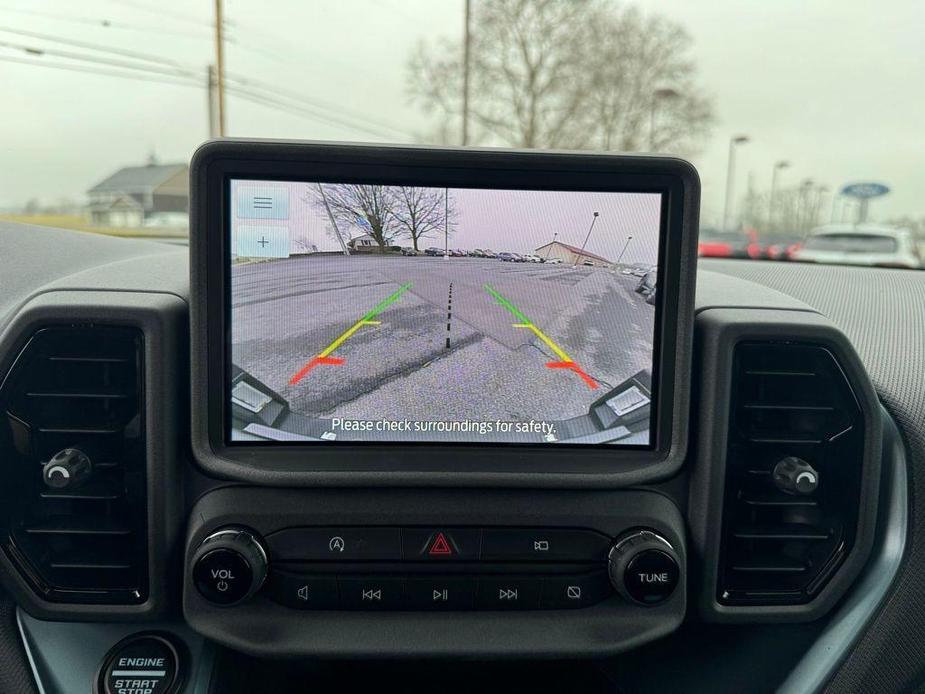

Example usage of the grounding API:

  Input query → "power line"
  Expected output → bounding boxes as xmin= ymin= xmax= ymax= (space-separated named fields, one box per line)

xmin=103 ymin=0 xmax=215 ymax=29
xmin=0 ymin=39 xmax=201 ymax=80
xmin=224 ymin=73 xmax=413 ymax=139
xmin=0 ymin=54 xmax=200 ymax=88
xmin=0 ymin=25 xmax=197 ymax=72
xmin=226 ymin=85 xmax=399 ymax=140
xmin=0 ymin=6 xmax=213 ymax=40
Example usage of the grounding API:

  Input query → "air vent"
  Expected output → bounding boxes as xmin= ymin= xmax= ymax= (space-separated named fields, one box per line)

xmin=717 ymin=342 xmax=864 ymax=605
xmin=0 ymin=326 xmax=147 ymax=604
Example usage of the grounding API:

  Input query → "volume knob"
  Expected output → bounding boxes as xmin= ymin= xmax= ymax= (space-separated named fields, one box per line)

xmin=608 ymin=530 xmax=680 ymax=606
xmin=191 ymin=527 xmax=268 ymax=606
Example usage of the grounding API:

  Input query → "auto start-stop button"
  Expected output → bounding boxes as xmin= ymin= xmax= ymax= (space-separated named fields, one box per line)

xmin=97 ymin=633 xmax=183 ymax=694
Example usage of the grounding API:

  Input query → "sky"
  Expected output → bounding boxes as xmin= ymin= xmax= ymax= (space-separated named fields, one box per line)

xmin=230 ymin=179 xmax=662 ymax=266
xmin=1 ymin=0 xmax=923 ymax=227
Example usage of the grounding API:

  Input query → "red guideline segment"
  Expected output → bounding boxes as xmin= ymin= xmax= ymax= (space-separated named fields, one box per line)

xmin=288 ymin=356 xmax=344 ymax=386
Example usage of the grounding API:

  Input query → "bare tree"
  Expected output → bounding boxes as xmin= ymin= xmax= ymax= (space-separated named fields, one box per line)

xmin=408 ymin=0 xmax=713 ymax=153
xmin=310 ymin=184 xmax=397 ymax=251
xmin=392 ymin=187 xmax=457 ymax=251
xmin=586 ymin=7 xmax=714 ymax=152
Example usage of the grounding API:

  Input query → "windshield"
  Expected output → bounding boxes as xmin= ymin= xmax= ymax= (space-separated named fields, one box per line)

xmin=803 ymin=234 xmax=899 ymax=254
xmin=0 ymin=0 xmax=921 ymax=268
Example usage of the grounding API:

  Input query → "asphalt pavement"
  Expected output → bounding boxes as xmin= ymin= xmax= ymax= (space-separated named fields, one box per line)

xmin=231 ymin=254 xmax=655 ymax=437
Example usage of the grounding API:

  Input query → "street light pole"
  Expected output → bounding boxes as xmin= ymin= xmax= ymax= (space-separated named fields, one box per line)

xmin=545 ymin=232 xmax=558 ymax=260
xmin=649 ymin=88 xmax=680 ymax=151
xmin=722 ymin=135 xmax=749 ymax=232
xmin=798 ymin=178 xmax=814 ymax=237
xmin=615 ymin=235 xmax=634 ymax=266
xmin=767 ymin=160 xmax=789 ymax=234
xmin=574 ymin=212 xmax=599 ymax=267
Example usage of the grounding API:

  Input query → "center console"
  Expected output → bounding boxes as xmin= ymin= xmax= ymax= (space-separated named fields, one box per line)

xmin=176 ymin=140 xmax=881 ymax=661
xmin=182 ymin=140 xmax=698 ymax=657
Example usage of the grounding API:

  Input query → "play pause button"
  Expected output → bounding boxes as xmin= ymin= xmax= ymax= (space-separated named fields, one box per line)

xmin=405 ymin=577 xmax=475 ymax=610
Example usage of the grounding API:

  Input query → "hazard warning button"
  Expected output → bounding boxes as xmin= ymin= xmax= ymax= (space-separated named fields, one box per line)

xmin=402 ymin=528 xmax=481 ymax=560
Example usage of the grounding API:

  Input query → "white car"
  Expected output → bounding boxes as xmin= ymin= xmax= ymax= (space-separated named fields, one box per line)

xmin=523 ymin=254 xmax=543 ymax=263
xmin=793 ymin=224 xmax=921 ymax=269
xmin=545 ymin=257 xmax=563 ymax=264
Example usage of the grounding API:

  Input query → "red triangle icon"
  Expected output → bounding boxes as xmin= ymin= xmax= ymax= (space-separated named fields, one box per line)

xmin=428 ymin=532 xmax=453 ymax=556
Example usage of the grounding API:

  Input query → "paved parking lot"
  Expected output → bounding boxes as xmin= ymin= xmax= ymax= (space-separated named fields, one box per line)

xmin=231 ymin=254 xmax=654 ymax=435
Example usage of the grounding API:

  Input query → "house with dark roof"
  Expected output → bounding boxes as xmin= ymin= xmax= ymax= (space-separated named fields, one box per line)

xmin=87 ymin=161 xmax=188 ymax=227
xmin=533 ymin=240 xmax=612 ymax=267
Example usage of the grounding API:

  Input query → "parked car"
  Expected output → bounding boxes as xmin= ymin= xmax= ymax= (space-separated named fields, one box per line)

xmin=545 ymin=257 xmax=563 ymax=264
xmin=400 ymin=247 xmax=420 ymax=256
xmin=424 ymin=247 xmax=444 ymax=256
xmin=470 ymin=248 xmax=485 ymax=257
xmin=791 ymin=224 xmax=921 ymax=269
xmin=635 ymin=268 xmax=657 ymax=297
xmin=453 ymin=249 xmax=469 ymax=257
xmin=698 ymin=228 xmax=764 ymax=259
xmin=482 ymin=249 xmax=498 ymax=258
xmin=524 ymin=254 xmax=543 ymax=263
xmin=497 ymin=252 xmax=517 ymax=262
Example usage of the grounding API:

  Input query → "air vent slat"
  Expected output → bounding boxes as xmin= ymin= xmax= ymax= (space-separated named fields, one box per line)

xmin=37 ymin=426 xmax=123 ymax=435
xmin=23 ymin=518 xmax=132 ymax=536
xmin=717 ymin=342 xmax=865 ymax=606
xmin=740 ymin=493 xmax=818 ymax=508
xmin=0 ymin=326 xmax=147 ymax=605
xmin=733 ymin=525 xmax=831 ymax=541
xmin=731 ymin=560 xmax=807 ymax=574
xmin=27 ymin=389 xmax=130 ymax=400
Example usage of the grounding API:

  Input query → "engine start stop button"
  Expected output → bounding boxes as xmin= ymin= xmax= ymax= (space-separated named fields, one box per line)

xmin=97 ymin=633 xmax=182 ymax=694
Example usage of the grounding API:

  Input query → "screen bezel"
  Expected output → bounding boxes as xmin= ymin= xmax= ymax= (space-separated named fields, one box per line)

xmin=191 ymin=139 xmax=699 ymax=486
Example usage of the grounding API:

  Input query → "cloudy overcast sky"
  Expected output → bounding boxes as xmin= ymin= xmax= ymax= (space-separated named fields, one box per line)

xmin=2 ymin=0 xmax=922 ymax=227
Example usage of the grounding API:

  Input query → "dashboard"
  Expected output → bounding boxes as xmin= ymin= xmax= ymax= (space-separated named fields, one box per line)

xmin=0 ymin=141 xmax=920 ymax=694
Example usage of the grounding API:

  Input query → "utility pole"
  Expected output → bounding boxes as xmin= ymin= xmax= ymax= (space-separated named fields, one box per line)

xmin=317 ymin=184 xmax=350 ymax=255
xmin=461 ymin=0 xmax=472 ymax=146
xmin=444 ymin=187 xmax=449 ymax=259
xmin=206 ymin=64 xmax=217 ymax=138
xmin=574 ymin=212 xmax=599 ymax=267
xmin=722 ymin=135 xmax=749 ymax=232
xmin=214 ymin=0 xmax=226 ymax=136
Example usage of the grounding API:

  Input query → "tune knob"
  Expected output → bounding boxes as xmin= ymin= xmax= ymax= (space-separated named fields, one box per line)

xmin=43 ymin=448 xmax=93 ymax=489
xmin=191 ymin=527 xmax=268 ymax=606
xmin=608 ymin=529 xmax=680 ymax=606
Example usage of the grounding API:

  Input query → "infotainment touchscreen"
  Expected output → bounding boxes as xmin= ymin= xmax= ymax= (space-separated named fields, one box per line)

xmin=227 ymin=179 xmax=664 ymax=447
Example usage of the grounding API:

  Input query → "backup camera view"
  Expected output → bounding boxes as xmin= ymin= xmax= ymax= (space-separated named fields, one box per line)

xmin=229 ymin=179 xmax=661 ymax=445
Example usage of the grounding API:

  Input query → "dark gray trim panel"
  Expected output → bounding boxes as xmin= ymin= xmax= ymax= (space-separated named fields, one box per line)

xmin=190 ymin=138 xmax=700 ymax=487
xmin=690 ymin=308 xmax=883 ymax=622
xmin=17 ymin=610 xmax=214 ymax=694
xmin=778 ymin=410 xmax=907 ymax=693
xmin=0 ymin=291 xmax=186 ymax=621
xmin=182 ymin=487 xmax=686 ymax=657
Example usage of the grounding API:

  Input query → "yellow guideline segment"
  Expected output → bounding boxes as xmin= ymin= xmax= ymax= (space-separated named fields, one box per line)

xmin=318 ymin=320 xmax=381 ymax=358
xmin=512 ymin=322 xmax=573 ymax=363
